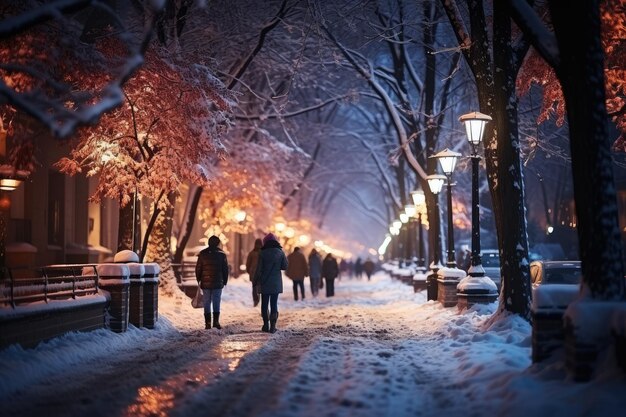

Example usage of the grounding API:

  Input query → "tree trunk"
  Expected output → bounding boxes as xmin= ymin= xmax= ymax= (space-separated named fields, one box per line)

xmin=117 ymin=193 xmax=140 ymax=254
xmin=491 ymin=1 xmax=532 ymax=318
xmin=173 ymin=185 xmax=202 ymax=263
xmin=549 ymin=0 xmax=625 ymax=299
xmin=145 ymin=192 xmax=178 ymax=294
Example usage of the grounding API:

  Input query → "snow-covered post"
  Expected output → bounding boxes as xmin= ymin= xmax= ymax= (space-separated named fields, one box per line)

xmin=127 ymin=263 xmax=145 ymax=328
xmin=142 ymin=263 xmax=160 ymax=329
xmin=96 ymin=263 xmax=130 ymax=333
xmin=456 ymin=112 xmax=498 ymax=310
xmin=530 ymin=283 xmax=580 ymax=363
xmin=113 ymin=250 xmax=145 ymax=329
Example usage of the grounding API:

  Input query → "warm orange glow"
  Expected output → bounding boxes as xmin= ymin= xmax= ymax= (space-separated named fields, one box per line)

xmin=123 ymin=336 xmax=265 ymax=417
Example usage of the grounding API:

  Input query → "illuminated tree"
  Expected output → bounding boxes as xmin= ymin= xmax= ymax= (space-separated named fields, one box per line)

xmin=517 ymin=0 xmax=626 ymax=151
xmin=56 ymin=46 xmax=234 ymax=258
xmin=0 ymin=0 xmax=163 ymax=138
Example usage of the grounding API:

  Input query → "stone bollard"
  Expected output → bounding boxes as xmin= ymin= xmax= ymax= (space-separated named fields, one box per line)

xmin=412 ymin=270 xmax=428 ymax=293
xmin=456 ymin=271 xmax=498 ymax=311
xmin=530 ymin=284 xmax=579 ymax=363
xmin=97 ymin=263 xmax=130 ymax=333
xmin=142 ymin=263 xmax=160 ymax=329
xmin=127 ymin=263 xmax=145 ymax=328
xmin=563 ymin=300 xmax=626 ymax=381
xmin=436 ymin=267 xmax=466 ymax=307
xmin=426 ymin=263 xmax=442 ymax=301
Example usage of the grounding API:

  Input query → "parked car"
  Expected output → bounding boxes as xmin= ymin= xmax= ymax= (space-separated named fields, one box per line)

xmin=480 ymin=249 xmax=501 ymax=289
xmin=530 ymin=260 xmax=582 ymax=288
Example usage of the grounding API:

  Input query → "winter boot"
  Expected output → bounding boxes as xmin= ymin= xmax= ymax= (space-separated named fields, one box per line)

xmin=261 ymin=310 xmax=270 ymax=332
xmin=269 ymin=311 xmax=279 ymax=333
xmin=204 ymin=313 xmax=211 ymax=330
xmin=212 ymin=312 xmax=222 ymax=329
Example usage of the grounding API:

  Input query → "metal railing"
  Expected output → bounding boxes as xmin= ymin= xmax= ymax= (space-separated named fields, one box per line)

xmin=171 ymin=262 xmax=196 ymax=285
xmin=0 ymin=264 xmax=99 ymax=309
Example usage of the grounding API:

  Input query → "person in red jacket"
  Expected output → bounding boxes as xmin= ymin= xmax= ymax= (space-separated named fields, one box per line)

xmin=196 ymin=235 xmax=229 ymax=329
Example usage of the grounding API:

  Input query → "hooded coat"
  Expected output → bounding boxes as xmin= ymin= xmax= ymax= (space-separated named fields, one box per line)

xmin=254 ymin=239 xmax=288 ymax=294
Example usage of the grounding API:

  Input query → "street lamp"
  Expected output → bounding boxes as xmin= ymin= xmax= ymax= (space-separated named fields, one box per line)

xmin=459 ymin=111 xmax=492 ymax=276
xmin=410 ymin=191 xmax=427 ymax=270
xmin=426 ymin=174 xmax=446 ymax=300
xmin=431 ymin=149 xmax=460 ymax=268
xmin=404 ymin=204 xmax=417 ymax=262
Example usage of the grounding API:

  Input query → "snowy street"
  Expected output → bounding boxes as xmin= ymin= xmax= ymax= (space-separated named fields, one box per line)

xmin=1 ymin=271 xmax=625 ymax=417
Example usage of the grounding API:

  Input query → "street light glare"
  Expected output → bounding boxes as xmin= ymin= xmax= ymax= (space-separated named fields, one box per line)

xmin=411 ymin=190 xmax=425 ymax=206
xmin=234 ymin=210 xmax=247 ymax=222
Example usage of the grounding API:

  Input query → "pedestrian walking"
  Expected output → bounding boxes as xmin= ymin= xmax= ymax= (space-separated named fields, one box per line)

xmin=354 ymin=257 xmax=363 ymax=279
xmin=253 ymin=233 xmax=288 ymax=333
xmin=363 ymin=258 xmax=375 ymax=281
xmin=322 ymin=253 xmax=339 ymax=297
xmin=339 ymin=258 xmax=348 ymax=280
xmin=245 ymin=238 xmax=263 ymax=307
xmin=286 ymin=246 xmax=308 ymax=301
xmin=195 ymin=235 xmax=229 ymax=330
xmin=308 ymin=248 xmax=323 ymax=297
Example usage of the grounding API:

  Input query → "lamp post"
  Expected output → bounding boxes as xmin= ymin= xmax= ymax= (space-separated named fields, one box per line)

xmin=389 ymin=222 xmax=400 ymax=259
xmin=456 ymin=111 xmax=498 ymax=308
xmin=459 ymin=111 xmax=492 ymax=277
xmin=399 ymin=212 xmax=410 ymax=261
xmin=426 ymin=175 xmax=445 ymax=266
xmin=431 ymin=149 xmax=461 ymax=268
xmin=404 ymin=204 xmax=417 ymax=263
xmin=410 ymin=190 xmax=426 ymax=270
xmin=234 ymin=210 xmax=247 ymax=277
xmin=426 ymin=174 xmax=445 ymax=300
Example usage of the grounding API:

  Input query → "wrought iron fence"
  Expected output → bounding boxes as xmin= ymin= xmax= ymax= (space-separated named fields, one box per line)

xmin=0 ymin=264 xmax=99 ymax=308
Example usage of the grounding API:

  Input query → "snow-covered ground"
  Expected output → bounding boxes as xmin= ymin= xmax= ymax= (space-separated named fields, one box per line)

xmin=1 ymin=270 xmax=625 ymax=417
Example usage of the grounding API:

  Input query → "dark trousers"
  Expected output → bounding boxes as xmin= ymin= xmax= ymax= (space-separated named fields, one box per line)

xmin=252 ymin=284 xmax=260 ymax=307
xmin=325 ymin=278 xmax=335 ymax=297
xmin=292 ymin=279 xmax=305 ymax=300
xmin=261 ymin=294 xmax=279 ymax=321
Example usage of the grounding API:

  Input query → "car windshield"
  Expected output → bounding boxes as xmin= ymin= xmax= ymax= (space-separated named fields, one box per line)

xmin=482 ymin=253 xmax=500 ymax=268
xmin=544 ymin=267 xmax=582 ymax=285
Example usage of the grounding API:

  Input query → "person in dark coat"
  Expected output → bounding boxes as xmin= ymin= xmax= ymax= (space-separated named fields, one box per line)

xmin=308 ymin=248 xmax=323 ymax=297
xmin=286 ymin=247 xmax=309 ymax=301
xmin=195 ymin=235 xmax=229 ymax=329
xmin=245 ymin=238 xmax=263 ymax=307
xmin=363 ymin=258 xmax=376 ymax=281
xmin=322 ymin=253 xmax=339 ymax=297
xmin=253 ymin=233 xmax=288 ymax=333
xmin=354 ymin=257 xmax=363 ymax=279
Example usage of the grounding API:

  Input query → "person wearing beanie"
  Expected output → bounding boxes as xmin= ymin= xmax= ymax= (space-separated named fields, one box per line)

xmin=196 ymin=235 xmax=229 ymax=330
xmin=253 ymin=233 xmax=288 ymax=333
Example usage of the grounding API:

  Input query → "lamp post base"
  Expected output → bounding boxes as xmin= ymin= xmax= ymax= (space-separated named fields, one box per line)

xmin=436 ymin=267 xmax=466 ymax=307
xmin=456 ymin=274 xmax=498 ymax=311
